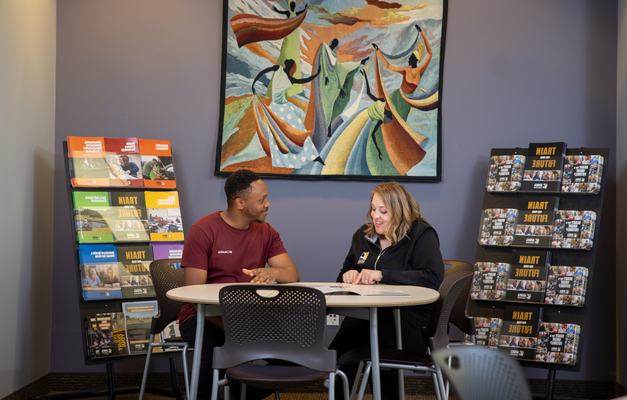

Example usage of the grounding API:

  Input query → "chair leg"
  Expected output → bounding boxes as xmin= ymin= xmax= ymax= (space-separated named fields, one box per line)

xmin=432 ymin=363 xmax=450 ymax=400
xmin=240 ymin=383 xmax=247 ymax=400
xmin=168 ymin=357 xmax=184 ymax=400
xmin=356 ymin=362 xmax=371 ymax=400
xmin=139 ymin=335 xmax=156 ymax=400
xmin=431 ymin=371 xmax=442 ymax=400
xmin=350 ymin=361 xmax=364 ymax=400
xmin=398 ymin=369 xmax=405 ymax=400
xmin=337 ymin=369 xmax=350 ymax=400
xmin=182 ymin=344 xmax=191 ymax=396
xmin=328 ymin=372 xmax=335 ymax=400
xmin=211 ymin=369 xmax=220 ymax=400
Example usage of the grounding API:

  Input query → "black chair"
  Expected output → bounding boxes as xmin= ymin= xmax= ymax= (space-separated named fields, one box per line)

xmin=444 ymin=260 xmax=476 ymax=344
xmin=338 ymin=270 xmax=473 ymax=400
xmin=432 ymin=345 xmax=533 ymax=400
xmin=139 ymin=259 xmax=191 ymax=400
xmin=210 ymin=285 xmax=349 ymax=400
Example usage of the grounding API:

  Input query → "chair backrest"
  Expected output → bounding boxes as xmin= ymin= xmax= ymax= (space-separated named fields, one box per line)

xmin=431 ymin=346 xmax=533 ymax=400
xmin=148 ymin=259 xmax=185 ymax=334
xmin=423 ymin=270 xmax=473 ymax=350
xmin=443 ymin=260 xmax=475 ymax=336
xmin=213 ymin=285 xmax=336 ymax=372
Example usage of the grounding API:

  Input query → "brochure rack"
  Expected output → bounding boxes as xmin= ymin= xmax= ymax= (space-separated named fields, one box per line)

xmin=54 ymin=141 xmax=185 ymax=400
xmin=469 ymin=147 xmax=610 ymax=400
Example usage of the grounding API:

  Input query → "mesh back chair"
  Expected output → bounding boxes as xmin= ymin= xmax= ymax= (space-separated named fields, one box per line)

xmin=139 ymin=259 xmax=191 ymax=400
xmin=443 ymin=260 xmax=476 ymax=344
xmin=432 ymin=345 xmax=533 ymax=400
xmin=211 ymin=285 xmax=349 ymax=400
xmin=337 ymin=270 xmax=473 ymax=400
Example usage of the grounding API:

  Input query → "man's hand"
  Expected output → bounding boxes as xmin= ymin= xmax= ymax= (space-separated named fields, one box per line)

xmin=243 ymin=268 xmax=280 ymax=284
xmin=353 ymin=269 xmax=382 ymax=285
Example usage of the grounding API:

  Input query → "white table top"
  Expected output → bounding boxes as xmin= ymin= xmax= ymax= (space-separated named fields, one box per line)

xmin=167 ymin=282 xmax=439 ymax=308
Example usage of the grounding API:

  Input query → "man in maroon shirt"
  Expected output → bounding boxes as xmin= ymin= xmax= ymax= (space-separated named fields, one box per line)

xmin=178 ymin=169 xmax=300 ymax=399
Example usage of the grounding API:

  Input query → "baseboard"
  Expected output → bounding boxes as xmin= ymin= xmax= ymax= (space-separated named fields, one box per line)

xmin=4 ymin=373 xmax=627 ymax=400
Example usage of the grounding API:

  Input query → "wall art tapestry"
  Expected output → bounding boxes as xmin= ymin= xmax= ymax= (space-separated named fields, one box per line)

xmin=215 ymin=0 xmax=446 ymax=181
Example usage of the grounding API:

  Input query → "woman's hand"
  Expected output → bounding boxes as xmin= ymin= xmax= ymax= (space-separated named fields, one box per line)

xmin=354 ymin=269 xmax=383 ymax=285
xmin=342 ymin=270 xmax=359 ymax=284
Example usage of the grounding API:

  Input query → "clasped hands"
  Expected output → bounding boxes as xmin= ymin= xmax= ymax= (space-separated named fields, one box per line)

xmin=342 ymin=269 xmax=382 ymax=285
xmin=243 ymin=268 xmax=279 ymax=284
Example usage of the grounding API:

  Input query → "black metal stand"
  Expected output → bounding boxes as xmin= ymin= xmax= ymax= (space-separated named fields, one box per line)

xmin=54 ymin=141 xmax=187 ymax=400
xmin=470 ymin=147 xmax=611 ymax=400
xmin=546 ymin=369 xmax=556 ymax=400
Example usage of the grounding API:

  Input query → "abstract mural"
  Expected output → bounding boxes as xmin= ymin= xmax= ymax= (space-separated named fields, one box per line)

xmin=215 ymin=0 xmax=446 ymax=181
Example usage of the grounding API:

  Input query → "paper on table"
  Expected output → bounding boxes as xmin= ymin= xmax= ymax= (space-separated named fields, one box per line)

xmin=305 ymin=284 xmax=409 ymax=296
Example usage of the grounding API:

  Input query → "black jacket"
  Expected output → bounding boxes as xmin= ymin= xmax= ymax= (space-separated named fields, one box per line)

xmin=336 ymin=220 xmax=444 ymax=291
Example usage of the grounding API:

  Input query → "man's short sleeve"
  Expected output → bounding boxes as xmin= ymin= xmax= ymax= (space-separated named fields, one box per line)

xmin=181 ymin=223 xmax=212 ymax=272
xmin=266 ymin=225 xmax=288 ymax=260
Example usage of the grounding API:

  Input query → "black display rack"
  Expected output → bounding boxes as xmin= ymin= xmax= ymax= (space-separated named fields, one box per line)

xmin=469 ymin=147 xmax=610 ymax=400
xmin=48 ymin=141 xmax=185 ymax=400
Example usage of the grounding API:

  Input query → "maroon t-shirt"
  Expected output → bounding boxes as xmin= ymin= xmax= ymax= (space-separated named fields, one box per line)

xmin=177 ymin=211 xmax=287 ymax=325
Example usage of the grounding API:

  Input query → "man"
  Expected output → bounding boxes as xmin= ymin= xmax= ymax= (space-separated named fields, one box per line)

xmin=118 ymin=155 xmax=140 ymax=178
xmin=178 ymin=169 xmax=300 ymax=400
xmin=142 ymin=157 xmax=165 ymax=180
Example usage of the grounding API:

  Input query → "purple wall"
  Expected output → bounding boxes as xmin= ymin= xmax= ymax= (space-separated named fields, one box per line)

xmin=53 ymin=0 xmax=618 ymax=380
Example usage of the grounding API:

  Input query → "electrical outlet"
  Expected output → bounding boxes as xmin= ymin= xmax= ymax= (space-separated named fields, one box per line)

xmin=327 ymin=314 xmax=339 ymax=326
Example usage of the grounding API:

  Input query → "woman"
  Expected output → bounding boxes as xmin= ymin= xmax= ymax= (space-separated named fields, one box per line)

xmin=329 ymin=182 xmax=444 ymax=400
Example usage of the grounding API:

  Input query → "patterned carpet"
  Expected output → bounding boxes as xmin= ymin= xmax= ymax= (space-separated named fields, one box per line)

xmin=5 ymin=372 xmax=625 ymax=400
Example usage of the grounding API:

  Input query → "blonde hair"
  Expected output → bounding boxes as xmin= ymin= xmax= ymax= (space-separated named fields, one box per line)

xmin=364 ymin=182 xmax=427 ymax=245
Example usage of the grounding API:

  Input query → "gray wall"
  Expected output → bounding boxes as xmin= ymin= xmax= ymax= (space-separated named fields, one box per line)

xmin=0 ymin=0 xmax=56 ymax=397
xmin=53 ymin=0 xmax=619 ymax=381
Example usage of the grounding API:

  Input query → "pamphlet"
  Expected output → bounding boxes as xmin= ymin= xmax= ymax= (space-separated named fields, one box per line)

xmin=304 ymin=284 xmax=409 ymax=296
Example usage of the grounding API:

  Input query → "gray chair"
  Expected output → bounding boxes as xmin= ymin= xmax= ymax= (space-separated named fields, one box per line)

xmin=210 ymin=285 xmax=349 ymax=400
xmin=444 ymin=260 xmax=476 ymax=344
xmin=338 ymin=270 xmax=473 ymax=400
xmin=432 ymin=345 xmax=533 ymax=400
xmin=139 ymin=259 xmax=191 ymax=400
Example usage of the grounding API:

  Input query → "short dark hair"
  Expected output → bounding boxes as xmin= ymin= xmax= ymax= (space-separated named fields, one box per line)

xmin=224 ymin=169 xmax=260 ymax=207
xmin=119 ymin=155 xmax=129 ymax=162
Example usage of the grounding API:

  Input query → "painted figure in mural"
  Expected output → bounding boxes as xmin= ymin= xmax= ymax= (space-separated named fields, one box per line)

xmin=306 ymin=24 xmax=434 ymax=177
xmin=251 ymin=59 xmax=319 ymax=101
xmin=373 ymin=24 xmax=433 ymax=120
xmin=267 ymin=1 xmax=308 ymax=100
xmin=251 ymin=59 xmax=322 ymax=169
xmin=360 ymin=69 xmax=393 ymax=161
xmin=375 ymin=25 xmax=432 ymax=95
xmin=306 ymin=38 xmax=370 ymax=152
xmin=320 ymin=39 xmax=369 ymax=138
xmin=229 ymin=0 xmax=308 ymax=48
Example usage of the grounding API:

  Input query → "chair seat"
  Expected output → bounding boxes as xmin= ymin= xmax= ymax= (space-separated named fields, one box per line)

xmin=226 ymin=363 xmax=330 ymax=390
xmin=338 ymin=346 xmax=433 ymax=367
